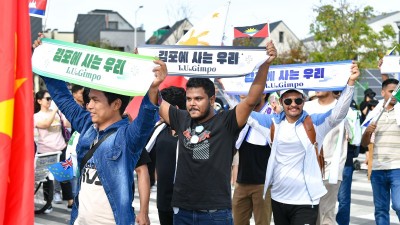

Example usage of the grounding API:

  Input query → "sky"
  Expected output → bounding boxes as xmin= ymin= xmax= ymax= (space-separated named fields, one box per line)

xmin=42 ymin=0 xmax=400 ymax=43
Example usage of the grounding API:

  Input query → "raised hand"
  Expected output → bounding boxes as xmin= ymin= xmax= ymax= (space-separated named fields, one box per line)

xmin=151 ymin=60 xmax=168 ymax=88
xmin=265 ymin=40 xmax=277 ymax=65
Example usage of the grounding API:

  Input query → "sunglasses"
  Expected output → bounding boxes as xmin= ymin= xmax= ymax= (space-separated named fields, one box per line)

xmin=283 ymin=98 xmax=304 ymax=106
xmin=43 ymin=97 xmax=52 ymax=101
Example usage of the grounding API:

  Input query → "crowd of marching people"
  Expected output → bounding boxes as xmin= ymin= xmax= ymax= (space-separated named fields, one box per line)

xmin=32 ymin=32 xmax=400 ymax=225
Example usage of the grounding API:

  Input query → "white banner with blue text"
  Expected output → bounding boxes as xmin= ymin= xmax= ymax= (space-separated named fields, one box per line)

xmin=219 ymin=60 xmax=353 ymax=95
xmin=137 ymin=45 xmax=269 ymax=77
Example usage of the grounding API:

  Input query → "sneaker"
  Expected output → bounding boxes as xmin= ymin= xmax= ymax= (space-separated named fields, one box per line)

xmin=150 ymin=184 xmax=157 ymax=192
xmin=67 ymin=204 xmax=73 ymax=212
xmin=53 ymin=192 xmax=62 ymax=204
xmin=44 ymin=205 xmax=53 ymax=214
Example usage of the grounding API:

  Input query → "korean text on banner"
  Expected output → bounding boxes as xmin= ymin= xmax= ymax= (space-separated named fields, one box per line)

xmin=220 ymin=60 xmax=353 ymax=95
xmin=138 ymin=45 xmax=269 ymax=77
xmin=32 ymin=38 xmax=158 ymax=96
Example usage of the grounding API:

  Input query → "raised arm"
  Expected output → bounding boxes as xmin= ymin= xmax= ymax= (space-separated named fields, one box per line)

xmin=35 ymin=106 xmax=59 ymax=129
xmin=312 ymin=62 xmax=360 ymax=140
xmin=42 ymin=77 xmax=90 ymax=133
xmin=33 ymin=34 xmax=90 ymax=132
xmin=126 ymin=60 xmax=167 ymax=151
xmin=235 ymin=41 xmax=277 ymax=128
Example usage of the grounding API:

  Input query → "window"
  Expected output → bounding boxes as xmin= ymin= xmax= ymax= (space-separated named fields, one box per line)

xmin=279 ymin=31 xmax=284 ymax=43
xmin=108 ymin=21 xmax=118 ymax=30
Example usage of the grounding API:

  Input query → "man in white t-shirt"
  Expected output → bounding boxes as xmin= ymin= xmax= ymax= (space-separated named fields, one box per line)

xmin=248 ymin=63 xmax=359 ymax=225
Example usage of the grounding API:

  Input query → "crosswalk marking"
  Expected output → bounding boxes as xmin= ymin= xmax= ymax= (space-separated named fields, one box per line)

xmin=35 ymin=170 xmax=399 ymax=225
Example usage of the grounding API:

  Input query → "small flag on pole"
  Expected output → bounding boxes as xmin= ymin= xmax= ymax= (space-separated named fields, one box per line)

xmin=29 ymin=0 xmax=48 ymax=18
xmin=47 ymin=157 xmax=74 ymax=182
xmin=234 ymin=23 xmax=269 ymax=38
xmin=386 ymin=46 xmax=397 ymax=56
xmin=393 ymin=87 xmax=400 ymax=102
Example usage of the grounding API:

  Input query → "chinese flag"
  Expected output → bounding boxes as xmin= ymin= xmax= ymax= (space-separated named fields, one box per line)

xmin=0 ymin=0 xmax=34 ymax=224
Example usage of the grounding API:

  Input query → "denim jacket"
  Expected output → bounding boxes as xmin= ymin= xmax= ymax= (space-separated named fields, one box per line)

xmin=42 ymin=77 xmax=158 ymax=225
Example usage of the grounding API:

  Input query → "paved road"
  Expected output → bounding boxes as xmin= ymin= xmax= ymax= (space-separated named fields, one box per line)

xmin=35 ymin=169 xmax=399 ymax=225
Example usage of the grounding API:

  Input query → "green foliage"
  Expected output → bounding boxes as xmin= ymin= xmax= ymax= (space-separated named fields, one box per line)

xmin=232 ymin=37 xmax=260 ymax=47
xmin=308 ymin=1 xmax=399 ymax=68
xmin=273 ymin=42 xmax=308 ymax=65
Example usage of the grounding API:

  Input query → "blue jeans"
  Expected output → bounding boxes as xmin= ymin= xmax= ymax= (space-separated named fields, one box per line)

xmin=173 ymin=208 xmax=233 ymax=225
xmin=370 ymin=169 xmax=400 ymax=225
xmin=336 ymin=166 xmax=354 ymax=225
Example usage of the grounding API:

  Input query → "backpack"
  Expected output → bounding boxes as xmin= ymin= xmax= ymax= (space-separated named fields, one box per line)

xmin=270 ymin=116 xmax=325 ymax=178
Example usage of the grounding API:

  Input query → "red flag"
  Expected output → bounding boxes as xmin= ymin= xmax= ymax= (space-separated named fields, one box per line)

xmin=124 ymin=76 xmax=187 ymax=118
xmin=0 ymin=0 xmax=34 ymax=224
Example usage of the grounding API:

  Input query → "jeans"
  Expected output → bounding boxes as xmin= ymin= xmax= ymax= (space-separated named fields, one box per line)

xmin=173 ymin=208 xmax=233 ymax=225
xmin=370 ymin=169 xmax=400 ymax=225
xmin=336 ymin=166 xmax=354 ymax=225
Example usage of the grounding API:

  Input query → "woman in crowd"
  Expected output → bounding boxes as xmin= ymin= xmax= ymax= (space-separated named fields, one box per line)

xmin=34 ymin=90 xmax=74 ymax=214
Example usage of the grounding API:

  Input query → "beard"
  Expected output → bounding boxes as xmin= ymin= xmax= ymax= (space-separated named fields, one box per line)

xmin=193 ymin=103 xmax=212 ymax=122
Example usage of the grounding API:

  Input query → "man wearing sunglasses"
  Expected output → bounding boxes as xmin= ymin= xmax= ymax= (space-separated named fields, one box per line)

xmin=247 ymin=62 xmax=360 ymax=225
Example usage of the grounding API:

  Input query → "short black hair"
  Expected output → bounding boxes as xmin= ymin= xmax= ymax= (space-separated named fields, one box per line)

xmin=71 ymin=84 xmax=84 ymax=94
xmin=103 ymin=91 xmax=130 ymax=116
xmin=382 ymin=78 xmax=399 ymax=89
xmin=186 ymin=78 xmax=215 ymax=97
xmin=161 ymin=86 xmax=186 ymax=109
xmin=83 ymin=87 xmax=91 ymax=106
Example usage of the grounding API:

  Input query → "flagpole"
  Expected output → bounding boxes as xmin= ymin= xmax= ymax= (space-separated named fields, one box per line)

xmin=221 ymin=0 xmax=231 ymax=46
xmin=42 ymin=0 xmax=51 ymax=32
xmin=374 ymin=82 xmax=400 ymax=123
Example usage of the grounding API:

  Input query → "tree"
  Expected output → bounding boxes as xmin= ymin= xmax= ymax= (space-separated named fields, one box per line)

xmin=273 ymin=41 xmax=308 ymax=65
xmin=308 ymin=0 xmax=399 ymax=68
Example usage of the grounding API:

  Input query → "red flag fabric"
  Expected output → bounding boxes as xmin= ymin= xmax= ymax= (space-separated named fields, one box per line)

xmin=124 ymin=76 xmax=187 ymax=118
xmin=0 ymin=0 xmax=34 ymax=224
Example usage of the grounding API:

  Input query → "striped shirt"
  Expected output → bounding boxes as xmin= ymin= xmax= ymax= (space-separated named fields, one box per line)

xmin=373 ymin=108 xmax=400 ymax=170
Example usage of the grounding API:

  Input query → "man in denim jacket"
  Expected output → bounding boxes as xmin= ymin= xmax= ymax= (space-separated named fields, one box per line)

xmin=40 ymin=59 xmax=167 ymax=224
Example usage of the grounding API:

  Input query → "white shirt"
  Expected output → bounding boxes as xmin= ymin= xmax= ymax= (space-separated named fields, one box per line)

xmin=271 ymin=119 xmax=315 ymax=204
xmin=74 ymin=160 xmax=115 ymax=225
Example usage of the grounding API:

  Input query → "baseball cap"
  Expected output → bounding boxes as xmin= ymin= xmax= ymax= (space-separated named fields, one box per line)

xmin=279 ymin=89 xmax=305 ymax=97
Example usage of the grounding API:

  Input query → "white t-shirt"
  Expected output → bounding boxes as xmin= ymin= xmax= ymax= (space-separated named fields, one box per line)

xmin=74 ymin=159 xmax=115 ymax=225
xmin=271 ymin=119 xmax=317 ymax=205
